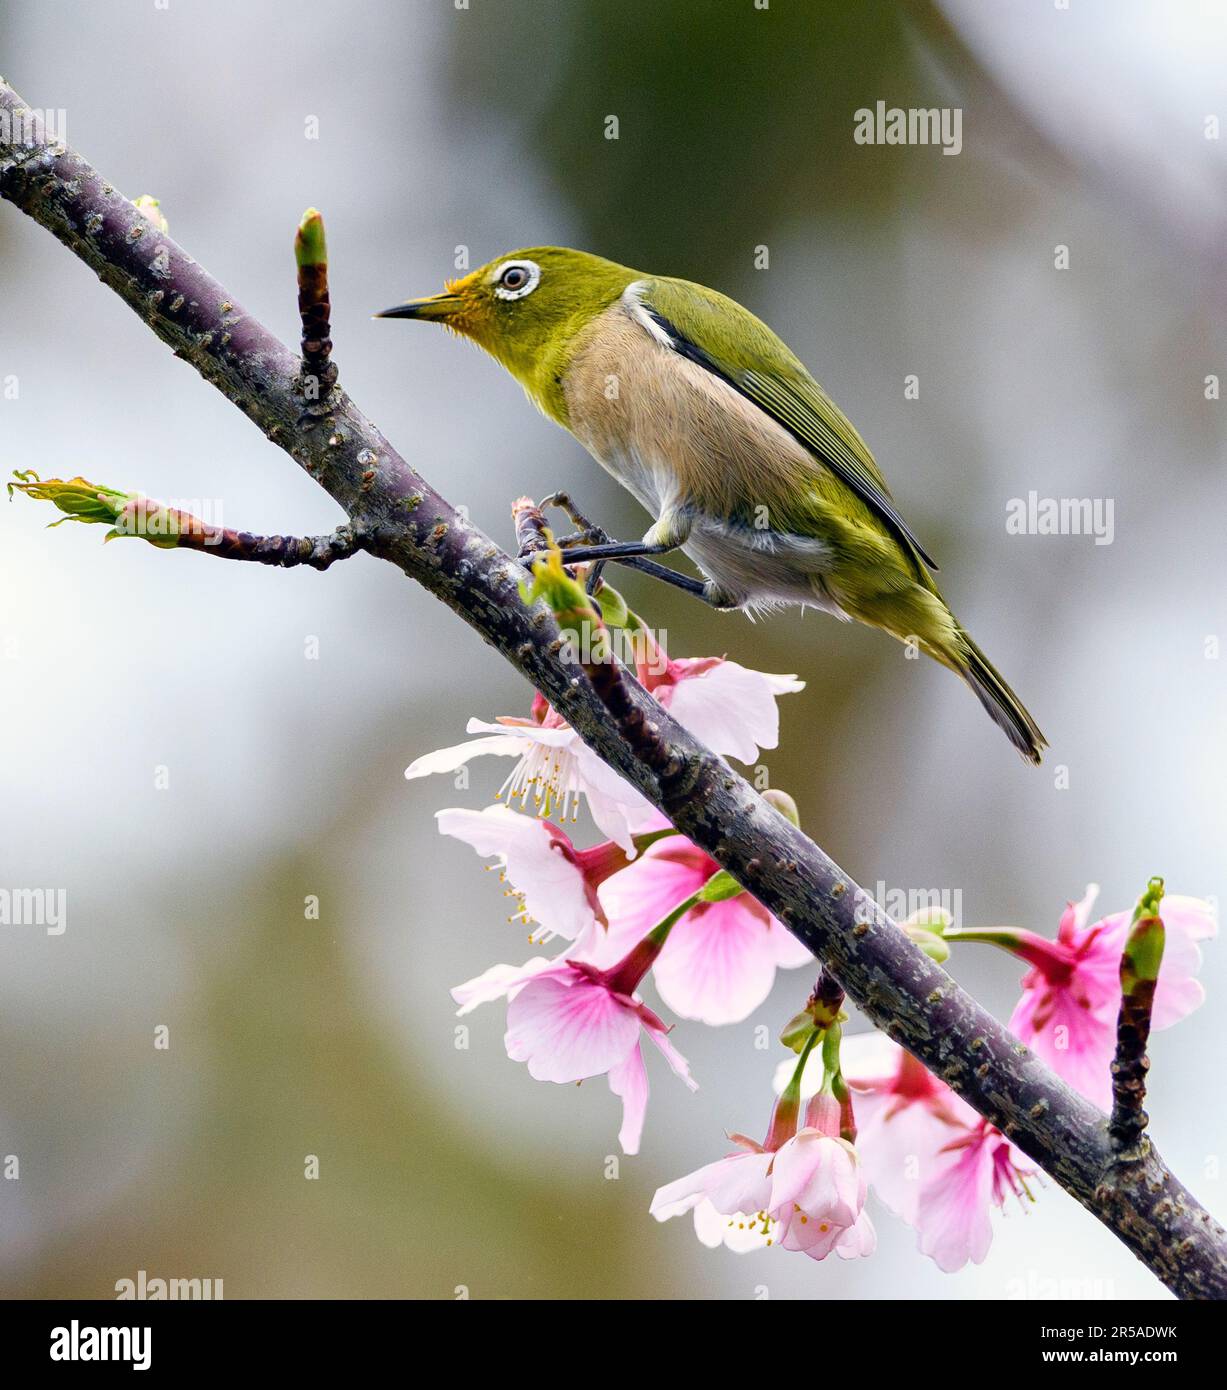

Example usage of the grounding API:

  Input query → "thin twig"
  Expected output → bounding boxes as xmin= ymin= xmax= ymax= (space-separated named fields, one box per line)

xmin=295 ymin=207 xmax=336 ymax=413
xmin=175 ymin=521 xmax=364 ymax=570
xmin=7 ymin=474 xmax=366 ymax=571
xmin=1108 ymin=879 xmax=1166 ymax=1159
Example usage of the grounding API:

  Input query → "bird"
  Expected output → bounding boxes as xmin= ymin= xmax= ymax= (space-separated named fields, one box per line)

xmin=377 ymin=247 xmax=1046 ymax=764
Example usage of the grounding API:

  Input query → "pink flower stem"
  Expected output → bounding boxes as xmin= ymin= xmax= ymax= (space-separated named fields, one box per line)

xmin=602 ymin=891 xmax=700 ymax=996
xmin=766 ymin=1028 xmax=822 ymax=1151
xmin=941 ymin=926 xmax=1072 ymax=976
xmin=821 ymin=1022 xmax=847 ymax=1098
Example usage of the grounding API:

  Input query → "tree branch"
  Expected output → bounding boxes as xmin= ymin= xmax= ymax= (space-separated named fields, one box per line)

xmin=7 ymin=472 xmax=367 ymax=570
xmin=173 ymin=521 xmax=364 ymax=569
xmin=3 ymin=79 xmax=1224 ymax=1298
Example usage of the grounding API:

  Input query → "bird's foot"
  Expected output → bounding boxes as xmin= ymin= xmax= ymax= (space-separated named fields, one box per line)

xmin=539 ymin=491 xmax=606 ymax=540
xmin=514 ymin=491 xmax=726 ymax=606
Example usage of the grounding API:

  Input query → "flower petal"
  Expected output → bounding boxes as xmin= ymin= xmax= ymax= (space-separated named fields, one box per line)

xmin=463 ymin=718 xmax=575 ymax=746
xmin=664 ymin=660 xmax=802 ymax=764
xmin=1009 ymin=985 xmax=1116 ymax=1111
xmin=405 ymin=734 xmax=528 ymax=780
xmin=692 ymin=1198 xmax=776 ymax=1252
xmin=853 ymin=1087 xmax=964 ymax=1225
xmin=450 ymin=956 xmax=559 ymax=1015
xmin=596 ymin=842 xmax=714 ymax=966
xmin=770 ymin=1131 xmax=862 ymax=1228
xmin=834 ymin=1210 xmax=877 ymax=1261
xmin=652 ymin=898 xmax=803 ymax=1026
xmin=436 ymin=805 xmax=595 ymax=941
xmin=504 ymin=973 xmax=640 ymax=1083
xmin=1151 ymin=895 xmax=1217 ymax=1030
xmin=650 ymin=1158 xmax=736 ymax=1223
xmin=699 ymin=1150 xmax=775 ymax=1217
xmin=643 ymin=1021 xmax=698 ymax=1092
xmin=915 ymin=1131 xmax=998 ymax=1272
xmin=608 ymin=1043 xmax=649 ymax=1155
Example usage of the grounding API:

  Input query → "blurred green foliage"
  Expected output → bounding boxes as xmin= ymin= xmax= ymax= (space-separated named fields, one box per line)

xmin=451 ymin=0 xmax=935 ymax=279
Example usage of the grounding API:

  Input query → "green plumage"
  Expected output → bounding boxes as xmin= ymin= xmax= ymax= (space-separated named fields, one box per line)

xmin=382 ymin=247 xmax=1046 ymax=763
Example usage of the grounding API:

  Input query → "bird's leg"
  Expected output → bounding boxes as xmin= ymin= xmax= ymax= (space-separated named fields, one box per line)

xmin=602 ymin=557 xmax=741 ymax=610
xmin=522 ymin=495 xmax=734 ymax=606
xmin=555 ymin=538 xmax=676 ymax=563
xmin=556 ymin=504 xmax=691 ymax=567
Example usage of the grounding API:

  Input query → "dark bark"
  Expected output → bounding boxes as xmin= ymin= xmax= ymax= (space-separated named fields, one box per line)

xmin=174 ymin=521 xmax=364 ymax=570
xmin=1109 ymin=978 xmax=1156 ymax=1156
xmin=2 ymin=80 xmax=1224 ymax=1298
xmin=1110 ymin=904 xmax=1165 ymax=1161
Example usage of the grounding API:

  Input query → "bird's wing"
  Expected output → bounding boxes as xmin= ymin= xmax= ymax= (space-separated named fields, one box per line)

xmin=635 ymin=276 xmax=937 ymax=571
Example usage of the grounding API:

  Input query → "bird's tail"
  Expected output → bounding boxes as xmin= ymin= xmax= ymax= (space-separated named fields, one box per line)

xmin=831 ymin=573 xmax=1046 ymax=764
xmin=954 ymin=629 xmax=1047 ymax=766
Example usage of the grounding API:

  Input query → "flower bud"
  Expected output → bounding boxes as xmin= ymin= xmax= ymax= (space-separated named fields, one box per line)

xmin=1122 ymin=877 xmax=1166 ymax=988
xmin=903 ymin=924 xmax=951 ymax=963
xmin=591 ymin=580 xmax=630 ymax=629
xmin=762 ymin=788 xmax=800 ymax=827
xmin=133 ymin=195 xmax=169 ymax=234
xmin=9 ymin=469 xmax=129 ymax=523
xmin=520 ymin=545 xmax=612 ymax=665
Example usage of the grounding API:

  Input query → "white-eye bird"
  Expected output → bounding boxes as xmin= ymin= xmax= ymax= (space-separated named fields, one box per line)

xmin=378 ymin=247 xmax=1046 ymax=763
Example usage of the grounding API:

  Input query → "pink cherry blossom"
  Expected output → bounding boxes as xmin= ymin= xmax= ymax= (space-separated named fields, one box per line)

xmin=597 ymin=836 xmax=813 ymax=1025
xmin=639 ymin=644 xmax=805 ymax=765
xmin=771 ymin=1113 xmax=876 ymax=1262
xmin=913 ymin=1114 xmax=1034 ymax=1273
xmin=436 ymin=804 xmax=635 ymax=944
xmin=451 ymin=943 xmax=695 ymax=1156
xmin=1005 ymin=886 xmax=1216 ymax=1110
xmin=651 ymin=1082 xmax=874 ymax=1260
xmin=650 ymin=1143 xmax=778 ymax=1252
xmin=836 ymin=1033 xmax=1034 ymax=1272
xmin=406 ymin=655 xmax=803 ymax=849
xmin=406 ymin=700 xmax=655 ymax=851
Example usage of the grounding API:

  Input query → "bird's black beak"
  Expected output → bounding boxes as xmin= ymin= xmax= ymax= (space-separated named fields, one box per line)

xmin=373 ymin=292 xmax=461 ymax=322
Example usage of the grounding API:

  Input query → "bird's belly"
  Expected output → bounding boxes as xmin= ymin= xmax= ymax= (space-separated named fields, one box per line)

xmin=564 ymin=300 xmax=845 ymax=613
xmin=681 ymin=517 xmax=843 ymax=614
xmin=589 ymin=441 xmax=672 ymax=520
xmin=581 ymin=437 xmax=832 ymax=608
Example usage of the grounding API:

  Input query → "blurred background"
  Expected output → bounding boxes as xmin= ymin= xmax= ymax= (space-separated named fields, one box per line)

xmin=2 ymin=0 xmax=1225 ymax=1299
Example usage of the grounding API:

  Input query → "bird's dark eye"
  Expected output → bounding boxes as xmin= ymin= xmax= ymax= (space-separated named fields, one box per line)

xmin=493 ymin=259 xmax=541 ymax=300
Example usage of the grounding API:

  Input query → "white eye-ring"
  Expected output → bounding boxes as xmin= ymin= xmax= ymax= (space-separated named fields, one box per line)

xmin=493 ymin=259 xmax=541 ymax=301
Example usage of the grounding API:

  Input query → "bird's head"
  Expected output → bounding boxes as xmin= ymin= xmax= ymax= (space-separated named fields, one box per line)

xmin=376 ymin=246 xmax=637 ymax=401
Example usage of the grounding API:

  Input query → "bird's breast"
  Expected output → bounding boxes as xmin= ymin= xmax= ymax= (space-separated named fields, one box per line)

xmin=562 ymin=301 xmax=817 ymax=526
